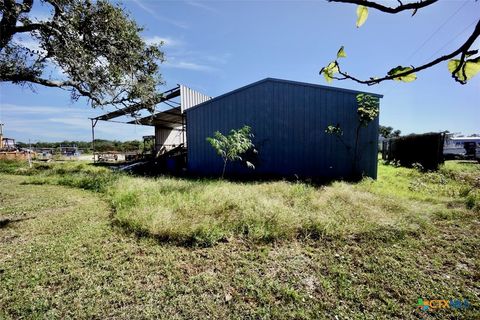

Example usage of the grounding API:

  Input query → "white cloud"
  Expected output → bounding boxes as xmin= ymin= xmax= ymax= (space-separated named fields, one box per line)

xmin=144 ymin=36 xmax=183 ymax=47
xmin=0 ymin=103 xmax=147 ymax=141
xmin=1 ymin=112 xmax=153 ymax=142
xmin=48 ymin=116 xmax=143 ymax=136
xmin=162 ymin=48 xmax=230 ymax=73
xmin=185 ymin=1 xmax=220 ymax=14
xmin=204 ymin=53 xmax=232 ymax=65
xmin=132 ymin=0 xmax=189 ymax=29
xmin=2 ymin=103 xmax=68 ymax=115
xmin=164 ymin=60 xmax=215 ymax=72
xmin=48 ymin=117 xmax=89 ymax=128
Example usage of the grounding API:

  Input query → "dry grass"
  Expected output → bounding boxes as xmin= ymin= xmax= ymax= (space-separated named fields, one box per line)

xmin=2 ymin=159 xmax=478 ymax=247
xmin=109 ymin=176 xmax=434 ymax=246
xmin=0 ymin=168 xmax=480 ymax=319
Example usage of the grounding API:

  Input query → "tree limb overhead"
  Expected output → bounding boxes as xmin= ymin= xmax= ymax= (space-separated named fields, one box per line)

xmin=327 ymin=0 xmax=438 ymax=14
xmin=328 ymin=20 xmax=480 ymax=85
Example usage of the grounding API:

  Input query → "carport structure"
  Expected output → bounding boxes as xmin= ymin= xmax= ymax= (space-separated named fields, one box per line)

xmin=90 ymin=85 xmax=211 ymax=158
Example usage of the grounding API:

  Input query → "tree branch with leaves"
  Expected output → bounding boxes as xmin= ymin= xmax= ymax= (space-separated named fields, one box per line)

xmin=320 ymin=0 xmax=480 ymax=85
xmin=0 ymin=0 xmax=165 ymax=111
xmin=325 ymin=94 xmax=379 ymax=179
xmin=206 ymin=125 xmax=256 ymax=179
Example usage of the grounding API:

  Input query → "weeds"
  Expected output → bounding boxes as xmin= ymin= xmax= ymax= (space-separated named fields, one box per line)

xmin=107 ymin=176 xmax=434 ymax=246
xmin=0 ymin=161 xmax=119 ymax=192
xmin=2 ymin=159 xmax=479 ymax=245
xmin=1 ymin=161 xmax=479 ymax=319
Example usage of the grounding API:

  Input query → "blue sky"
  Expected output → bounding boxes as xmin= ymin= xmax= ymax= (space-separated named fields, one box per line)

xmin=0 ymin=0 xmax=479 ymax=142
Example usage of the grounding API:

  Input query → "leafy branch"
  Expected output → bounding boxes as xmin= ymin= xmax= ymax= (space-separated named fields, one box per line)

xmin=1 ymin=0 xmax=165 ymax=109
xmin=206 ymin=126 xmax=256 ymax=179
xmin=321 ymin=1 xmax=480 ymax=85
xmin=325 ymin=94 xmax=379 ymax=179
xmin=328 ymin=0 xmax=438 ymax=15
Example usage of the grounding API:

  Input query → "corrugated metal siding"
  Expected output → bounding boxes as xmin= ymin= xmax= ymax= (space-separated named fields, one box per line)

xmin=180 ymin=85 xmax=212 ymax=113
xmin=155 ymin=126 xmax=183 ymax=151
xmin=186 ymin=79 xmax=380 ymax=179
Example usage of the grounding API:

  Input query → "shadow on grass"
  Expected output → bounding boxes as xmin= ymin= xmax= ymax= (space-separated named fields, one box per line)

xmin=0 ymin=216 xmax=35 ymax=229
xmin=109 ymin=211 xmax=422 ymax=249
xmin=113 ymin=159 xmax=361 ymax=188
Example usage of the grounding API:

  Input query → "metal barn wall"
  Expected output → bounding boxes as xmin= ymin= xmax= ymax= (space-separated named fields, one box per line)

xmin=180 ymin=85 xmax=212 ymax=113
xmin=186 ymin=78 xmax=380 ymax=179
xmin=155 ymin=126 xmax=183 ymax=151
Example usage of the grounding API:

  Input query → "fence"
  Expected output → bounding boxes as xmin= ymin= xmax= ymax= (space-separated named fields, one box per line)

xmin=0 ymin=152 xmax=31 ymax=161
xmin=382 ymin=133 xmax=445 ymax=170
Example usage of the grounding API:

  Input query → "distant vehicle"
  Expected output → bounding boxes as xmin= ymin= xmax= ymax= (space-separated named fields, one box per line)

xmin=444 ymin=136 xmax=480 ymax=160
xmin=61 ymin=146 xmax=80 ymax=157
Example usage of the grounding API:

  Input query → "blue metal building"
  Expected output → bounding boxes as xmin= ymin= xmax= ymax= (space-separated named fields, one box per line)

xmin=186 ymin=78 xmax=382 ymax=179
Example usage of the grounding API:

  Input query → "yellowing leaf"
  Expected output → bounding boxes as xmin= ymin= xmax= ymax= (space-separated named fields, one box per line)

xmin=337 ymin=46 xmax=346 ymax=59
xmin=387 ymin=66 xmax=417 ymax=83
xmin=323 ymin=70 xmax=333 ymax=83
xmin=356 ymin=5 xmax=368 ymax=28
xmin=464 ymin=59 xmax=480 ymax=79
xmin=448 ymin=59 xmax=461 ymax=73
xmin=321 ymin=61 xmax=339 ymax=83
xmin=448 ymin=57 xmax=480 ymax=84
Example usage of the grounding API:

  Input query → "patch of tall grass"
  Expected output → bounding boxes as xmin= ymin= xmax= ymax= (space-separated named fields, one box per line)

xmin=3 ymin=159 xmax=477 ymax=246
xmin=108 ymin=176 xmax=433 ymax=246
xmin=360 ymin=161 xmax=480 ymax=209
xmin=0 ymin=161 xmax=119 ymax=192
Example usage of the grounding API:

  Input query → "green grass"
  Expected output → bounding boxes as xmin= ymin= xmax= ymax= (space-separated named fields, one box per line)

xmin=0 ymin=160 xmax=119 ymax=192
xmin=109 ymin=176 xmax=435 ymax=246
xmin=108 ymin=160 xmax=479 ymax=246
xmin=0 ymin=160 xmax=479 ymax=318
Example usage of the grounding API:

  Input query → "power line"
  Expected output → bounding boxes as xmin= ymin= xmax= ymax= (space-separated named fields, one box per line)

xmin=425 ymin=18 xmax=479 ymax=62
xmin=384 ymin=13 xmax=478 ymax=94
xmin=404 ymin=0 xmax=470 ymax=63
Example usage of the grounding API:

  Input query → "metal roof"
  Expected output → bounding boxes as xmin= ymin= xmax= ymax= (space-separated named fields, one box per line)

xmin=127 ymin=107 xmax=183 ymax=128
xmin=92 ymin=85 xmax=211 ymax=128
xmin=93 ymin=86 xmax=181 ymax=121
xmin=180 ymin=85 xmax=212 ymax=112
xmin=185 ymin=77 xmax=383 ymax=113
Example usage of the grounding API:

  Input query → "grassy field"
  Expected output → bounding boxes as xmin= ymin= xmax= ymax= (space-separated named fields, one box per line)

xmin=0 ymin=160 xmax=479 ymax=319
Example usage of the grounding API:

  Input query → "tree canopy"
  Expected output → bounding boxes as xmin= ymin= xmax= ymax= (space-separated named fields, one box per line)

xmin=320 ymin=0 xmax=480 ymax=85
xmin=379 ymin=125 xmax=401 ymax=139
xmin=16 ymin=139 xmax=143 ymax=152
xmin=0 ymin=0 xmax=164 ymax=111
xmin=207 ymin=126 xmax=256 ymax=178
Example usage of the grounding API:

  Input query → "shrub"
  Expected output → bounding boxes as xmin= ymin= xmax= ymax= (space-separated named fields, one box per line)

xmin=206 ymin=125 xmax=256 ymax=178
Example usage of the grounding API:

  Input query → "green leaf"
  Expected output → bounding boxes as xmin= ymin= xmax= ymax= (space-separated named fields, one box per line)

xmin=387 ymin=66 xmax=417 ymax=82
xmin=357 ymin=94 xmax=379 ymax=126
xmin=320 ymin=61 xmax=339 ymax=83
xmin=206 ymin=125 xmax=256 ymax=177
xmin=448 ymin=57 xmax=480 ymax=84
xmin=337 ymin=46 xmax=346 ymax=59
xmin=356 ymin=5 xmax=368 ymax=28
xmin=325 ymin=124 xmax=343 ymax=136
xmin=322 ymin=72 xmax=332 ymax=83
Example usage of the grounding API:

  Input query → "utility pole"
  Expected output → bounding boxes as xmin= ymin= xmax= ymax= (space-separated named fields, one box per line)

xmin=90 ymin=118 xmax=98 ymax=163
xmin=28 ymin=139 xmax=32 ymax=168
xmin=0 ymin=123 xmax=4 ymax=149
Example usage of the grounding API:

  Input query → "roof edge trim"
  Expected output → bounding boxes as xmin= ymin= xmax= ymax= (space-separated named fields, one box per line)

xmin=185 ymin=77 xmax=383 ymax=113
